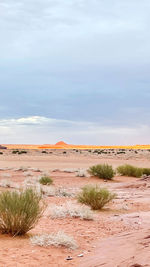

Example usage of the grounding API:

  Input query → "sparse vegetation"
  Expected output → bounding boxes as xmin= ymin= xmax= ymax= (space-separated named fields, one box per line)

xmin=88 ymin=164 xmax=115 ymax=180
xmin=0 ymin=180 xmax=20 ymax=189
xmin=18 ymin=150 xmax=27 ymax=154
xmin=0 ymin=188 xmax=44 ymax=235
xmin=30 ymin=231 xmax=78 ymax=249
xmin=39 ymin=176 xmax=53 ymax=185
xmin=76 ymin=169 xmax=89 ymax=177
xmin=12 ymin=150 xmax=27 ymax=154
xmin=77 ymin=185 xmax=116 ymax=210
xmin=41 ymin=186 xmax=74 ymax=197
xmin=12 ymin=150 xmax=19 ymax=154
xmin=0 ymin=179 xmax=12 ymax=188
xmin=117 ymin=164 xmax=143 ymax=177
xmin=48 ymin=201 xmax=94 ymax=220
xmin=142 ymin=168 xmax=150 ymax=176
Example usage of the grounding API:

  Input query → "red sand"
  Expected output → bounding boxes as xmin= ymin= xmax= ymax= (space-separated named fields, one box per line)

xmin=0 ymin=152 xmax=149 ymax=266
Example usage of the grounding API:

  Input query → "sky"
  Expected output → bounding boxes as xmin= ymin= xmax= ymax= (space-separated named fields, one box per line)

xmin=0 ymin=0 xmax=150 ymax=145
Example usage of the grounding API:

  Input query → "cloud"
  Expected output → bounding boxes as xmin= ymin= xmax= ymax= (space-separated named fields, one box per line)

xmin=0 ymin=116 xmax=149 ymax=145
xmin=0 ymin=0 xmax=149 ymax=66
xmin=0 ymin=0 xmax=150 ymax=145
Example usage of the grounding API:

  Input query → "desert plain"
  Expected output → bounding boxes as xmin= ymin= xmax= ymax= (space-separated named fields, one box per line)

xmin=0 ymin=146 xmax=150 ymax=267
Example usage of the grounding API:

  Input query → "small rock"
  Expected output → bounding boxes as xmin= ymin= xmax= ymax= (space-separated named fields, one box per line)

xmin=66 ymin=256 xmax=73 ymax=261
xmin=77 ymin=254 xmax=84 ymax=257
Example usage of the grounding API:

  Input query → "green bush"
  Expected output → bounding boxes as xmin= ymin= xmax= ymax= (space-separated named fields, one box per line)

xmin=20 ymin=150 xmax=27 ymax=154
xmin=142 ymin=168 xmax=150 ymax=176
xmin=77 ymin=185 xmax=116 ymax=210
xmin=117 ymin=164 xmax=143 ymax=178
xmin=0 ymin=189 xmax=44 ymax=235
xmin=12 ymin=150 xmax=19 ymax=154
xmin=88 ymin=164 xmax=115 ymax=180
xmin=39 ymin=176 xmax=53 ymax=185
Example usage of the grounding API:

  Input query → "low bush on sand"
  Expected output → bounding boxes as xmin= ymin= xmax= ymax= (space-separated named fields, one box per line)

xmin=142 ymin=168 xmax=150 ymax=176
xmin=77 ymin=185 xmax=116 ymax=210
xmin=41 ymin=186 xmax=74 ymax=197
xmin=88 ymin=164 xmax=115 ymax=180
xmin=30 ymin=231 xmax=78 ymax=249
xmin=0 ymin=188 xmax=44 ymax=235
xmin=12 ymin=150 xmax=19 ymax=154
xmin=0 ymin=179 xmax=20 ymax=189
xmin=48 ymin=201 xmax=94 ymax=220
xmin=117 ymin=164 xmax=143 ymax=177
xmin=39 ymin=176 xmax=53 ymax=185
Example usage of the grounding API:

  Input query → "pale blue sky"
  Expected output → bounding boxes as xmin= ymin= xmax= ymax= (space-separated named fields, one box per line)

xmin=0 ymin=0 xmax=150 ymax=144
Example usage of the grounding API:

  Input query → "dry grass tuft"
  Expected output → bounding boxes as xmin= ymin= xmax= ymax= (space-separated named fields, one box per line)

xmin=0 ymin=188 xmax=45 ymax=235
xmin=88 ymin=164 xmax=115 ymax=180
xmin=39 ymin=176 xmax=53 ymax=185
xmin=76 ymin=169 xmax=90 ymax=177
xmin=30 ymin=231 xmax=78 ymax=249
xmin=42 ymin=186 xmax=74 ymax=197
xmin=117 ymin=164 xmax=143 ymax=177
xmin=47 ymin=201 xmax=94 ymax=220
xmin=0 ymin=179 xmax=20 ymax=189
xmin=78 ymin=185 xmax=116 ymax=210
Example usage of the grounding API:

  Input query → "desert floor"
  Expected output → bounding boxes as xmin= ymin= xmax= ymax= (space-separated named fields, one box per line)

xmin=0 ymin=151 xmax=150 ymax=267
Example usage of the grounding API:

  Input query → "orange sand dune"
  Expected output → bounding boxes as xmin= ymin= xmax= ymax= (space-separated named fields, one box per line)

xmin=2 ymin=141 xmax=150 ymax=150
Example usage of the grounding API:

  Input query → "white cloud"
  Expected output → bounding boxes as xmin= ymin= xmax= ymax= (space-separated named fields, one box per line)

xmin=0 ymin=116 xmax=149 ymax=145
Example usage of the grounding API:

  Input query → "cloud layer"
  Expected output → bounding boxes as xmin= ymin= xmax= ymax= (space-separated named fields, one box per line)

xmin=0 ymin=116 xmax=149 ymax=145
xmin=0 ymin=1 xmax=150 ymax=144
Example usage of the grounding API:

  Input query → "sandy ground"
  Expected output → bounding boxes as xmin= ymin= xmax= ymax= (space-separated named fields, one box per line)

xmin=0 ymin=152 xmax=149 ymax=266
xmin=0 ymin=152 xmax=150 ymax=170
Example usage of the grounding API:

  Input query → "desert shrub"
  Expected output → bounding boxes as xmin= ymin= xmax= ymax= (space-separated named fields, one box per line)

xmin=76 ymin=169 xmax=89 ymax=177
xmin=17 ymin=150 xmax=27 ymax=155
xmin=48 ymin=202 xmax=94 ymax=220
xmin=117 ymin=164 xmax=143 ymax=177
xmin=0 ymin=180 xmax=20 ymax=189
xmin=20 ymin=150 xmax=27 ymax=154
xmin=142 ymin=168 xmax=150 ymax=176
xmin=39 ymin=176 xmax=53 ymax=185
xmin=0 ymin=188 xmax=44 ymax=235
xmin=0 ymin=179 xmax=12 ymax=188
xmin=77 ymin=185 xmax=116 ymax=210
xmin=30 ymin=231 xmax=78 ymax=249
xmin=14 ymin=151 xmax=18 ymax=155
xmin=88 ymin=164 xmax=115 ymax=180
